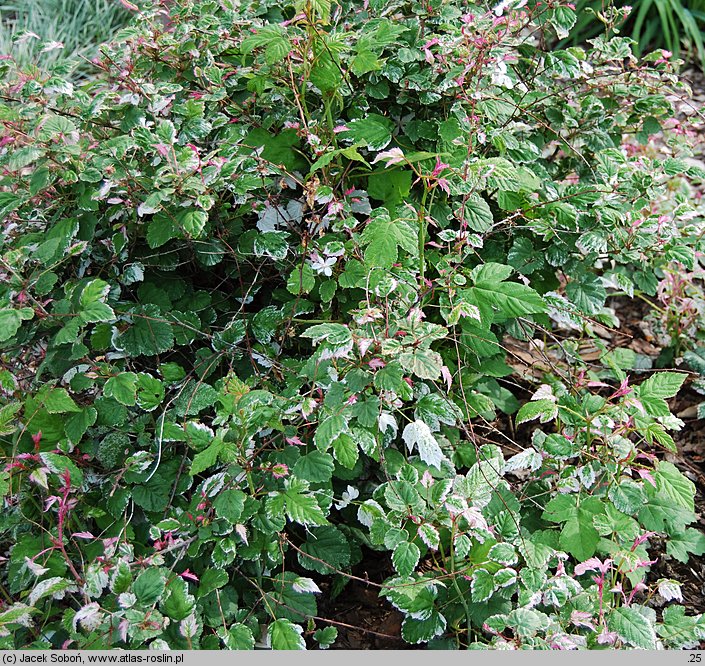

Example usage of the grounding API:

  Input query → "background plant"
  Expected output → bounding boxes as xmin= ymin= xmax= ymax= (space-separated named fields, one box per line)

xmin=0 ymin=0 xmax=704 ymax=650
xmin=563 ymin=0 xmax=705 ymax=69
xmin=0 ymin=0 xmax=135 ymax=77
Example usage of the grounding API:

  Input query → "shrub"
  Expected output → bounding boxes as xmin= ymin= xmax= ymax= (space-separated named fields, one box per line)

xmin=0 ymin=0 xmax=704 ymax=650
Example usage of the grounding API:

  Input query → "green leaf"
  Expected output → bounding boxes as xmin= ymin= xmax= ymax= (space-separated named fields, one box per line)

xmin=43 ymin=388 xmax=81 ymax=414
xmin=293 ymin=451 xmax=335 ymax=484
xmin=658 ymin=606 xmax=705 ymax=649
xmin=399 ymin=348 xmax=443 ymax=381
xmin=471 ymin=568 xmax=496 ymax=602
xmin=79 ymin=279 xmax=110 ymax=306
xmin=161 ymin=578 xmax=195 ymax=621
xmin=0 ymin=192 xmax=21 ymax=218
xmin=608 ymin=606 xmax=657 ymax=649
xmin=104 ymin=373 xmax=138 ymax=407
xmin=351 ymin=49 xmax=381 ymax=76
xmin=654 ymin=461 xmax=695 ymax=513
xmin=223 ymin=624 xmax=255 ymax=650
xmin=298 ymin=526 xmax=351 ymax=575
xmin=401 ymin=611 xmax=447 ymax=645
xmin=340 ymin=114 xmax=394 ymax=150
xmin=314 ymin=626 xmax=338 ymax=649
xmin=254 ymin=231 xmax=289 ymax=261
xmin=414 ymin=393 xmax=461 ymax=430
xmin=462 ymin=195 xmax=494 ymax=232
xmin=368 ymin=170 xmax=412 ymax=208
xmin=287 ymin=264 xmax=316 ymax=295
xmin=392 ymin=541 xmax=420 ymax=577
xmin=241 ymin=26 xmax=291 ymax=65
xmin=608 ymin=479 xmax=646 ymax=515
xmin=267 ymin=478 xmax=328 ymax=526
xmin=301 ymin=323 xmax=351 ymax=347
xmin=80 ymin=301 xmax=115 ymax=323
xmin=117 ymin=305 xmax=174 ymax=357
xmin=332 ymin=433 xmax=358 ymax=469
xmin=39 ymin=453 xmax=82 ymax=485
xmin=565 ymin=275 xmax=606 ymax=315
xmin=198 ymin=569 xmax=229 ymax=598
xmin=268 ymin=619 xmax=306 ymax=650
xmin=0 ymin=308 xmax=34 ymax=343
xmin=515 ymin=399 xmax=557 ymax=425
xmin=544 ymin=495 xmax=604 ymax=560
xmin=639 ymin=372 xmax=687 ymax=399
xmin=134 ymin=568 xmax=166 ymax=606
xmin=135 ymin=374 xmax=165 ymax=411
xmin=65 ymin=407 xmax=97 ymax=446
xmin=190 ymin=439 xmax=224 ymax=476
xmin=146 ymin=214 xmax=179 ymax=249
xmin=0 ymin=402 xmax=21 ymax=436
xmin=213 ymin=489 xmax=246 ymax=523
xmin=467 ymin=282 xmax=545 ymax=320
xmin=361 ymin=214 xmax=417 ymax=268
xmin=666 ymin=527 xmax=705 ymax=563
xmin=314 ymin=414 xmax=348 ymax=452
xmin=28 ymin=577 xmax=77 ymax=606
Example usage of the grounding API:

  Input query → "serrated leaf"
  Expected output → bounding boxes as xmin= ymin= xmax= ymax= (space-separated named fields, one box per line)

xmin=117 ymin=305 xmax=174 ymax=357
xmin=332 ymin=433 xmax=358 ymax=469
xmin=0 ymin=307 xmax=34 ymax=342
xmin=241 ymin=26 xmax=291 ymax=65
xmin=267 ymin=479 xmax=328 ymax=526
xmin=392 ymin=541 xmax=420 ymax=577
xmin=471 ymin=568 xmax=496 ymax=602
xmin=268 ymin=618 xmax=306 ymax=650
xmin=640 ymin=372 xmax=687 ymax=399
xmin=608 ymin=479 xmax=646 ymax=515
xmin=515 ymin=399 xmax=557 ymax=425
xmin=134 ymin=568 xmax=166 ymax=606
xmin=293 ymin=451 xmax=335 ymax=483
xmin=28 ymin=577 xmax=77 ymax=606
xmin=213 ymin=489 xmax=246 ymax=524
xmin=190 ymin=440 xmax=224 ymax=476
xmin=222 ymin=623 xmax=255 ymax=649
xmin=402 ymin=420 xmax=446 ymax=470
xmin=399 ymin=348 xmax=443 ymax=381
xmin=463 ymin=194 xmax=494 ymax=232
xmin=666 ymin=527 xmax=705 ymax=563
xmin=104 ymin=373 xmax=138 ymax=407
xmin=565 ymin=275 xmax=606 ymax=315
xmin=340 ymin=114 xmax=394 ymax=150
xmin=298 ymin=526 xmax=351 ymax=575
xmin=608 ymin=606 xmax=656 ymax=649
xmin=654 ymin=461 xmax=695 ymax=513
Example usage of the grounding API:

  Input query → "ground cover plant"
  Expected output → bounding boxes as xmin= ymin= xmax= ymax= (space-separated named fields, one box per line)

xmin=0 ymin=0 xmax=704 ymax=650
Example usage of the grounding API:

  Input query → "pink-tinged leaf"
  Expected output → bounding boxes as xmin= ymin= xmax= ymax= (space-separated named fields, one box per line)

xmin=596 ymin=630 xmax=618 ymax=645
xmin=371 ymin=147 xmax=405 ymax=166
xmin=235 ymin=523 xmax=248 ymax=545
xmin=574 ymin=557 xmax=612 ymax=576
xmin=636 ymin=468 xmax=656 ymax=487
xmin=570 ymin=610 xmax=595 ymax=630
xmin=180 ymin=569 xmax=199 ymax=582
xmin=71 ymin=532 xmax=95 ymax=539
xmin=441 ymin=365 xmax=453 ymax=390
